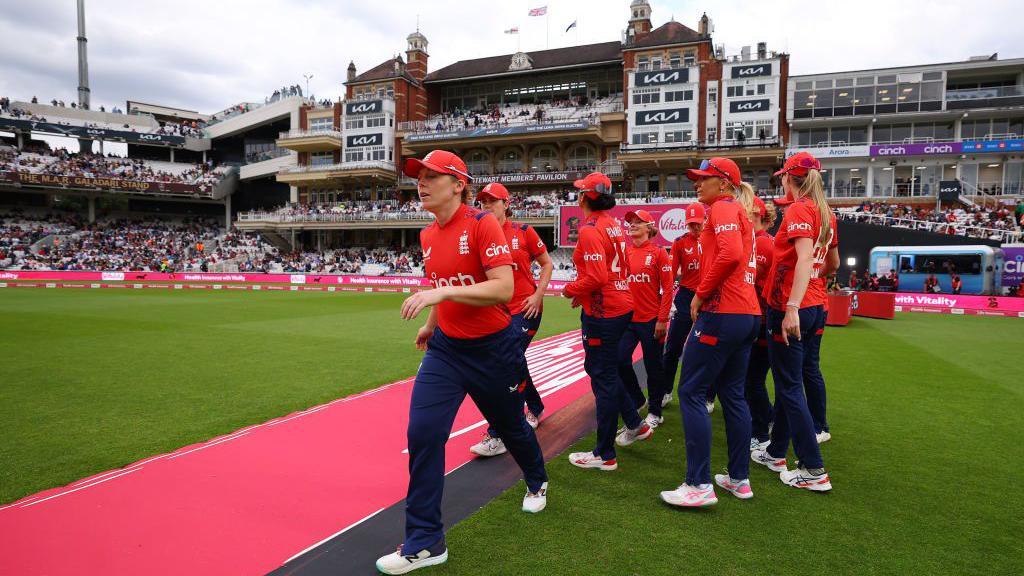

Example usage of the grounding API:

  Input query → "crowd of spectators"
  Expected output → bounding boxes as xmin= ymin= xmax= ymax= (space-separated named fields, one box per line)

xmin=842 ymin=200 xmax=1023 ymax=241
xmin=414 ymin=96 xmax=615 ymax=134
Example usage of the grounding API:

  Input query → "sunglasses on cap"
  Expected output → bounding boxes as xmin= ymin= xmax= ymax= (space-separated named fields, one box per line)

xmin=581 ymin=181 xmax=611 ymax=196
xmin=779 ymin=156 xmax=821 ymax=175
xmin=698 ymin=159 xmax=733 ymax=181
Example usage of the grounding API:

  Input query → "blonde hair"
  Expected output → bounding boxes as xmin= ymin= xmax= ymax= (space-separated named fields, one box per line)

xmin=734 ymin=181 xmax=757 ymax=222
xmin=790 ymin=170 xmax=832 ymax=247
xmin=762 ymin=200 xmax=778 ymax=228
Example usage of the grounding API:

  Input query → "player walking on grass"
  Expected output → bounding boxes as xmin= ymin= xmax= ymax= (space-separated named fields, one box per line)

xmin=376 ymin=151 xmax=548 ymax=575
xmin=751 ymin=151 xmax=838 ymax=492
xmin=660 ymin=157 xmax=760 ymax=507
xmin=563 ymin=172 xmax=652 ymax=471
xmin=615 ymin=209 xmax=673 ymax=434
xmin=469 ymin=182 xmax=554 ymax=458
xmin=662 ymin=202 xmax=706 ymax=411
xmin=746 ymin=196 xmax=777 ymax=451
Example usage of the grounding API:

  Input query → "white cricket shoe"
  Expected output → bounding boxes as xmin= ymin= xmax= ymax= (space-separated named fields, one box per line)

xmin=568 ymin=451 xmax=617 ymax=471
xmin=525 ymin=411 xmax=541 ymax=429
xmin=376 ymin=545 xmax=448 ymax=575
xmin=780 ymin=465 xmax=832 ymax=492
xmin=816 ymin=431 xmax=832 ymax=444
xmin=522 ymin=481 xmax=548 ymax=513
xmin=643 ymin=413 xmax=664 ymax=429
xmin=714 ymin=474 xmax=754 ymax=500
xmin=750 ymin=448 xmax=787 ymax=472
xmin=661 ymin=393 xmax=673 ymax=408
xmin=750 ymin=438 xmax=769 ymax=452
xmin=469 ymin=434 xmax=506 ymax=457
xmin=705 ymin=400 xmax=715 ymax=414
xmin=615 ymin=423 xmax=653 ymax=446
xmin=660 ymin=483 xmax=718 ymax=507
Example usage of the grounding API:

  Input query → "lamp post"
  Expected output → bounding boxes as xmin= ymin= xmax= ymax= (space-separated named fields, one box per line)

xmin=303 ymin=74 xmax=313 ymax=99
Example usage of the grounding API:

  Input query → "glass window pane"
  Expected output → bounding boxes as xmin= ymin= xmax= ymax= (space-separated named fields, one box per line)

xmin=891 ymin=124 xmax=912 ymax=142
xmin=934 ymin=122 xmax=954 ymax=141
xmin=856 ymin=76 xmax=875 ymax=86
xmin=849 ymin=126 xmax=867 ymax=144
xmin=876 ymin=84 xmax=895 ymax=104
xmin=795 ymin=90 xmax=815 ymax=108
xmin=913 ymin=123 xmax=934 ymax=140
xmin=815 ymin=89 xmax=834 ymax=107
xmin=815 ymin=79 xmax=834 ymax=88
xmin=920 ymin=81 xmax=943 ymax=101
xmin=796 ymin=81 xmax=813 ymax=90
xmin=809 ymin=128 xmax=829 ymax=145
xmin=898 ymin=83 xmax=920 ymax=103
xmin=836 ymin=78 xmax=854 ymax=87
xmin=878 ymin=75 xmax=898 ymax=84
xmin=992 ymin=119 xmax=1009 ymax=135
xmin=854 ymin=86 xmax=875 ymax=105
xmin=834 ymin=87 xmax=853 ymax=107
xmin=830 ymin=126 xmax=850 ymax=144
xmin=874 ymin=125 xmax=892 ymax=143
xmin=922 ymin=71 xmax=943 ymax=81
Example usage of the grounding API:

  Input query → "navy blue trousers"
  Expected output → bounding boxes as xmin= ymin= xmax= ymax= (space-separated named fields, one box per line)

xmin=678 ymin=312 xmax=758 ymax=485
xmin=404 ymin=325 xmax=547 ymax=554
xmin=802 ymin=312 xmax=829 ymax=434
xmin=487 ymin=312 xmax=545 ymax=438
xmin=765 ymin=306 xmax=825 ymax=469
xmin=745 ymin=316 xmax=774 ymax=442
xmin=662 ymin=288 xmax=695 ymax=396
xmin=618 ymin=318 xmax=668 ymax=417
xmin=581 ymin=310 xmax=640 ymax=461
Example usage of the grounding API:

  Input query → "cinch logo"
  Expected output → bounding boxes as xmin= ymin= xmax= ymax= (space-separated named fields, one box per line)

xmin=641 ymin=71 xmax=680 ymax=84
xmin=641 ymin=111 xmax=680 ymax=123
xmin=787 ymin=222 xmax=812 ymax=232
xmin=923 ymin=144 xmax=955 ymax=154
xmin=737 ymin=66 xmax=766 ymax=76
xmin=583 ymin=252 xmax=603 ymax=261
xmin=430 ymin=272 xmax=477 ymax=288
xmin=687 ymin=260 xmax=699 ymax=271
xmin=628 ymin=272 xmax=652 ymax=284
xmin=485 ymin=243 xmax=511 ymax=258
xmin=876 ymin=146 xmax=906 ymax=155
xmin=349 ymin=103 xmax=377 ymax=113
xmin=715 ymin=223 xmax=739 ymax=233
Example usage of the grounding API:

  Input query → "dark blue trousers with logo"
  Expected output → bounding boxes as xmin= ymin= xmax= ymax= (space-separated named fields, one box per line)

xmin=403 ymin=325 xmax=547 ymax=555
xmin=487 ymin=311 xmax=545 ymax=438
xmin=678 ymin=312 xmax=758 ymax=485
xmin=765 ymin=306 xmax=825 ymax=469
xmin=581 ymin=310 xmax=640 ymax=461
xmin=745 ymin=316 xmax=775 ymax=443
xmin=618 ymin=318 xmax=667 ymax=417
xmin=802 ymin=311 xmax=829 ymax=434
xmin=662 ymin=288 xmax=695 ymax=396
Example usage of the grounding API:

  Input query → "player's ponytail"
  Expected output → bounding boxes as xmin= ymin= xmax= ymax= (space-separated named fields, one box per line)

xmin=734 ymin=181 xmax=757 ymax=223
xmin=791 ymin=170 xmax=831 ymax=247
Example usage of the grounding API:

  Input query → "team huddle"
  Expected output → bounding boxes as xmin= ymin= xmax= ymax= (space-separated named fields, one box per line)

xmin=378 ymin=149 xmax=838 ymax=575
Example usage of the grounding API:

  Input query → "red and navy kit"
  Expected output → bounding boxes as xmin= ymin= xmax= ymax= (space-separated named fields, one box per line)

xmin=763 ymin=198 xmax=839 ymax=311
xmin=564 ymin=211 xmax=633 ymax=318
xmin=626 ymin=240 xmax=673 ymax=323
xmin=406 ymin=203 xmax=546 ymax=555
xmin=670 ymin=232 xmax=702 ymax=291
xmin=420 ymin=204 xmax=514 ymax=339
xmin=745 ymin=230 xmax=776 ymax=443
xmin=754 ymin=230 xmax=774 ymax=297
xmin=696 ymin=196 xmax=760 ymax=315
xmin=503 ymin=220 xmax=547 ymax=316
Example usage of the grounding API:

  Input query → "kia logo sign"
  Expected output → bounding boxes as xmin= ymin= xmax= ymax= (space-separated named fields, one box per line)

xmin=346 ymin=133 xmax=383 ymax=147
xmin=658 ymin=208 xmax=688 ymax=242
xmin=635 ymin=108 xmax=689 ymax=126
xmin=634 ymin=68 xmax=689 ymax=86
xmin=137 ymin=134 xmax=162 ymax=141
xmin=345 ymin=100 xmax=383 ymax=115
xmin=728 ymin=99 xmax=771 ymax=113
xmin=731 ymin=64 xmax=772 ymax=78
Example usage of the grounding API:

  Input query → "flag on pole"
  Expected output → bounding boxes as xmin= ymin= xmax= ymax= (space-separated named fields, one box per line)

xmin=528 ymin=6 xmax=547 ymax=16
xmin=565 ymin=20 xmax=577 ymax=33
xmin=504 ymin=26 xmax=519 ymax=34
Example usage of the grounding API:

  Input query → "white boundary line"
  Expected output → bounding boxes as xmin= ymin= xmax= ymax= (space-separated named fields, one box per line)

xmin=21 ymin=468 xmax=142 ymax=508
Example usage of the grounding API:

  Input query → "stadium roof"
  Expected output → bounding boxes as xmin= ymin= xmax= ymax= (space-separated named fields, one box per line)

xmin=424 ymin=41 xmax=624 ymax=84
xmin=628 ymin=21 xmax=707 ymax=49
xmin=348 ymin=56 xmax=420 ymax=86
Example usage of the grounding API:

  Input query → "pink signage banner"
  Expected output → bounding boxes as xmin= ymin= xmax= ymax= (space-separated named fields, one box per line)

xmin=558 ymin=202 xmax=695 ymax=248
xmin=0 ymin=270 xmax=435 ymax=286
xmin=892 ymin=292 xmax=1024 ymax=317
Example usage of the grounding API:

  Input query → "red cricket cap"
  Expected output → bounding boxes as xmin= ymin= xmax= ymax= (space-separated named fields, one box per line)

xmin=686 ymin=157 xmax=742 ymax=187
xmin=752 ymin=195 xmax=768 ymax=217
xmin=573 ymin=171 xmax=613 ymax=199
xmin=476 ymin=182 xmax=510 ymax=202
xmin=774 ymin=151 xmax=821 ymax=178
xmin=684 ymin=202 xmax=706 ymax=224
xmin=403 ymin=150 xmax=472 ymax=183
xmin=624 ymin=209 xmax=655 ymax=225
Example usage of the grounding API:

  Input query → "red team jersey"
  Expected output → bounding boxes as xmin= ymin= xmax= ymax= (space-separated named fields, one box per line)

xmin=754 ymin=230 xmax=775 ymax=298
xmin=670 ymin=232 xmax=702 ymax=291
xmin=695 ymin=196 xmax=760 ymax=315
xmin=502 ymin=220 xmax=547 ymax=315
xmin=420 ymin=204 xmax=515 ymax=339
xmin=764 ymin=198 xmax=839 ymax=310
xmin=564 ymin=211 xmax=633 ymax=318
xmin=626 ymin=241 xmax=673 ymax=323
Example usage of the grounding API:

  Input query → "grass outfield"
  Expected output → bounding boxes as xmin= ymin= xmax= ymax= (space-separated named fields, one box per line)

xmin=440 ymin=313 xmax=1024 ymax=575
xmin=0 ymin=288 xmax=582 ymax=504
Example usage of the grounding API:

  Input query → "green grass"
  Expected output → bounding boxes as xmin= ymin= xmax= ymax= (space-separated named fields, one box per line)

xmin=0 ymin=288 xmax=581 ymax=504
xmin=438 ymin=313 xmax=1024 ymax=576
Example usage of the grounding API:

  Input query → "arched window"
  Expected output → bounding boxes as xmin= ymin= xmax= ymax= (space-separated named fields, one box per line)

xmin=530 ymin=146 xmax=559 ymax=171
xmin=497 ymin=148 xmax=523 ymax=173
xmin=465 ymin=150 xmax=490 ymax=176
xmin=566 ymin=144 xmax=596 ymax=170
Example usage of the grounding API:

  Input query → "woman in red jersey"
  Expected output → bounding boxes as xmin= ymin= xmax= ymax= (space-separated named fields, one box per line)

xmin=470 ymin=182 xmax=554 ymax=458
xmin=662 ymin=202 xmax=705 ymax=410
xmin=615 ymin=209 xmax=673 ymax=434
xmin=659 ymin=157 xmax=760 ymax=507
xmin=376 ymin=150 xmax=548 ymax=575
xmin=751 ymin=151 xmax=838 ymax=492
xmin=563 ymin=172 xmax=652 ymax=471
xmin=746 ymin=196 xmax=777 ymax=452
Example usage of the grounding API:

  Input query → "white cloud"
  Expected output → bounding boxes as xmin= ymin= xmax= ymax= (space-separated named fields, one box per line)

xmin=0 ymin=0 xmax=1020 ymax=113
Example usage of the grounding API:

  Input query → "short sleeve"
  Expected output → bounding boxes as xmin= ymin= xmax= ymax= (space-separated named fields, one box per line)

xmin=475 ymin=213 xmax=514 ymax=270
xmin=524 ymin=225 xmax=547 ymax=258
xmin=783 ymin=202 xmax=817 ymax=242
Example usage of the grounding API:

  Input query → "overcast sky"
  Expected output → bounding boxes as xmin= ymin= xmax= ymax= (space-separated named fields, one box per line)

xmin=1 ymin=0 xmax=1021 ymax=114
